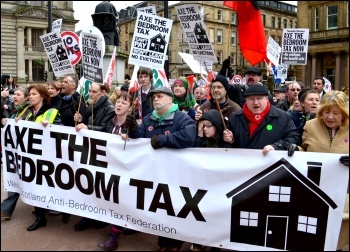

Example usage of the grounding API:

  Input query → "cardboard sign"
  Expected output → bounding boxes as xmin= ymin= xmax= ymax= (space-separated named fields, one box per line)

xmin=81 ymin=32 xmax=104 ymax=83
xmin=281 ymin=28 xmax=309 ymax=65
xmin=175 ymin=4 xmax=217 ymax=63
xmin=267 ymin=36 xmax=281 ymax=66
xmin=137 ymin=6 xmax=156 ymax=15
xmin=40 ymin=31 xmax=74 ymax=77
xmin=128 ymin=12 xmax=173 ymax=69
xmin=52 ymin=19 xmax=62 ymax=32
xmin=178 ymin=52 xmax=208 ymax=75
xmin=61 ymin=31 xmax=81 ymax=65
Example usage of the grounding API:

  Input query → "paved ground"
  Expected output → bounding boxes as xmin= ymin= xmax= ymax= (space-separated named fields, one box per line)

xmin=0 ymin=166 xmax=205 ymax=251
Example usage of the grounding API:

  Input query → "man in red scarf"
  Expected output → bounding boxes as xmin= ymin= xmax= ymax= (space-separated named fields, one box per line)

xmin=223 ymin=85 xmax=300 ymax=155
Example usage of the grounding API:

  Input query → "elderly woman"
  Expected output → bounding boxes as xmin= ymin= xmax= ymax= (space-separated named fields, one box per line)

xmin=300 ymin=90 xmax=348 ymax=153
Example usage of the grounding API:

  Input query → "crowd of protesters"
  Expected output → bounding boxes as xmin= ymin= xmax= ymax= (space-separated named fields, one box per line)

xmin=1 ymin=67 xmax=349 ymax=251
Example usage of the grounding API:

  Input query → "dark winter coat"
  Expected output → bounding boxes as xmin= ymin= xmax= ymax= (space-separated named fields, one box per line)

xmin=129 ymin=110 xmax=196 ymax=149
xmin=83 ymin=95 xmax=114 ymax=132
xmin=199 ymin=97 xmax=241 ymax=126
xmin=57 ymin=92 xmax=87 ymax=127
xmin=227 ymin=105 xmax=301 ymax=150
xmin=195 ymin=109 xmax=232 ymax=148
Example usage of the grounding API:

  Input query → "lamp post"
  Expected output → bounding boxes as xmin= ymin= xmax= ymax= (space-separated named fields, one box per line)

xmin=164 ymin=1 xmax=170 ymax=80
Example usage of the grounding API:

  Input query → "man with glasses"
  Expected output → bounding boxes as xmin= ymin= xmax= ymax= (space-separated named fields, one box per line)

xmin=223 ymin=85 xmax=300 ymax=154
xmin=228 ymin=67 xmax=275 ymax=107
xmin=277 ymin=81 xmax=303 ymax=111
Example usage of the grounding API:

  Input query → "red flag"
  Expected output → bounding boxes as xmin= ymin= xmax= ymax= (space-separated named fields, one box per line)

xmin=223 ymin=1 xmax=267 ymax=66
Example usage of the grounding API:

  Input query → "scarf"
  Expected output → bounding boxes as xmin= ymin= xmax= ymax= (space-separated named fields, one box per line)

xmin=243 ymin=101 xmax=271 ymax=138
xmin=152 ymin=104 xmax=179 ymax=123
xmin=11 ymin=101 xmax=30 ymax=119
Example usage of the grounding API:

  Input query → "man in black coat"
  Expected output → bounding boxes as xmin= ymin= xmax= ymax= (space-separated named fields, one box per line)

xmin=223 ymin=85 xmax=300 ymax=155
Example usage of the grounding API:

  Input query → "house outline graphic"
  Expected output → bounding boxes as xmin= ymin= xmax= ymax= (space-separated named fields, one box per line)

xmin=226 ymin=158 xmax=337 ymax=251
xmin=149 ymin=33 xmax=166 ymax=53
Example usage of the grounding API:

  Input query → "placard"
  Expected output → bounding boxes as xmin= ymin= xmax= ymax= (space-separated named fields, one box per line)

xmin=281 ymin=28 xmax=309 ymax=65
xmin=40 ymin=31 xmax=74 ymax=77
xmin=175 ymin=4 xmax=217 ymax=63
xmin=128 ymin=12 xmax=173 ymax=69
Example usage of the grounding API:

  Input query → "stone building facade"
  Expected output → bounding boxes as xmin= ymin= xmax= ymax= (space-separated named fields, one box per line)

xmin=1 ymin=1 xmax=77 ymax=84
xmin=297 ymin=1 xmax=349 ymax=90
xmin=118 ymin=1 xmax=297 ymax=80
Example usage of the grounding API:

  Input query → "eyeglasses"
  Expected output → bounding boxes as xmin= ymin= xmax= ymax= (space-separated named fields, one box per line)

xmin=290 ymin=88 xmax=301 ymax=92
xmin=203 ymin=124 xmax=213 ymax=129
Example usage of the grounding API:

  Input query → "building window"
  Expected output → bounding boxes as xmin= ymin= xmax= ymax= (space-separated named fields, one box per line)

xmin=125 ymin=25 xmax=128 ymax=34
xmin=209 ymin=28 xmax=215 ymax=44
xmin=327 ymin=5 xmax=338 ymax=29
xmin=289 ymin=20 xmax=293 ymax=28
xmin=262 ymin=14 xmax=266 ymax=26
xmin=217 ymin=29 xmax=223 ymax=44
xmin=278 ymin=17 xmax=281 ymax=29
xmin=271 ymin=16 xmax=275 ymax=28
xmin=297 ymin=215 xmax=317 ymax=234
xmin=230 ymin=31 xmax=236 ymax=45
xmin=347 ymin=2 xmax=349 ymax=27
xmin=32 ymin=60 xmax=44 ymax=82
xmin=125 ymin=41 xmax=128 ymax=51
xmin=240 ymin=211 xmax=258 ymax=227
xmin=230 ymin=53 xmax=236 ymax=65
xmin=217 ymin=51 xmax=222 ymax=64
xmin=231 ymin=12 xmax=236 ymax=24
xmin=31 ymin=29 xmax=44 ymax=51
xmin=181 ymin=33 xmax=187 ymax=42
xmin=269 ymin=185 xmax=291 ymax=202
xmin=277 ymin=36 xmax=281 ymax=46
xmin=315 ymin=8 xmax=319 ymax=31
xmin=217 ymin=10 xmax=222 ymax=21
xmin=295 ymin=21 xmax=298 ymax=28
xmin=283 ymin=19 xmax=287 ymax=28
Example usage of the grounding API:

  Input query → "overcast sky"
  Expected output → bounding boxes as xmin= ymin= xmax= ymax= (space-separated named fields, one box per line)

xmin=73 ymin=1 xmax=298 ymax=32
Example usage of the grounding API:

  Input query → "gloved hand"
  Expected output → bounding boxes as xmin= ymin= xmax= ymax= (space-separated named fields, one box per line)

xmin=287 ymin=144 xmax=299 ymax=157
xmin=151 ymin=135 xmax=162 ymax=149
xmin=124 ymin=113 xmax=138 ymax=130
xmin=340 ymin=156 xmax=349 ymax=167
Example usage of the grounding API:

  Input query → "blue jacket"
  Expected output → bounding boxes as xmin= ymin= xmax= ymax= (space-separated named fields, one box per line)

xmin=227 ymin=105 xmax=301 ymax=150
xmin=129 ymin=110 xmax=196 ymax=149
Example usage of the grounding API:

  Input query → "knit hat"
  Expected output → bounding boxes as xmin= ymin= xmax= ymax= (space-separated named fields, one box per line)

xmin=172 ymin=77 xmax=196 ymax=109
xmin=212 ymin=74 xmax=230 ymax=93
xmin=244 ymin=85 xmax=268 ymax=97
xmin=199 ymin=109 xmax=224 ymax=133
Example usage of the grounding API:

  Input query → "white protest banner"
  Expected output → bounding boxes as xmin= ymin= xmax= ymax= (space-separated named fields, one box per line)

xmin=175 ymin=4 xmax=217 ymax=63
xmin=323 ymin=77 xmax=332 ymax=92
xmin=137 ymin=6 xmax=156 ymax=15
xmin=281 ymin=28 xmax=309 ymax=65
xmin=128 ymin=12 xmax=173 ymax=69
xmin=276 ymin=64 xmax=288 ymax=79
xmin=61 ymin=31 xmax=82 ymax=65
xmin=267 ymin=36 xmax=281 ymax=66
xmin=2 ymin=120 xmax=348 ymax=251
xmin=52 ymin=19 xmax=63 ymax=32
xmin=81 ymin=31 xmax=104 ymax=83
xmin=178 ymin=52 xmax=208 ymax=75
xmin=40 ymin=31 xmax=74 ymax=77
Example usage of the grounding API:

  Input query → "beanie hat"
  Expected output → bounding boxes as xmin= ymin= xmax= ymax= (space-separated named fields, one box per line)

xmin=199 ymin=109 xmax=224 ymax=133
xmin=173 ymin=77 xmax=196 ymax=109
xmin=212 ymin=74 xmax=230 ymax=93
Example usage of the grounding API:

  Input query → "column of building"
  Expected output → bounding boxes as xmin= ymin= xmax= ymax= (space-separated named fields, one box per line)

xmin=334 ymin=52 xmax=340 ymax=91
xmin=26 ymin=27 xmax=32 ymax=82
xmin=17 ymin=26 xmax=26 ymax=82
